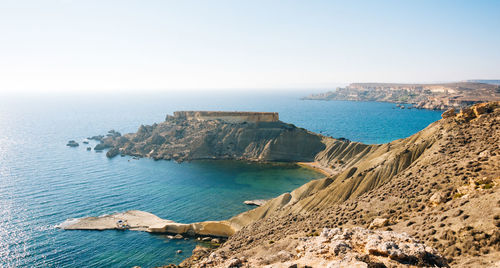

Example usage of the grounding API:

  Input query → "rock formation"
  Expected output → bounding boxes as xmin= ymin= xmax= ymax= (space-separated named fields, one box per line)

xmin=60 ymin=210 xmax=237 ymax=237
xmin=189 ymin=227 xmax=447 ymax=267
xmin=95 ymin=111 xmax=329 ymax=163
xmin=66 ymin=140 xmax=79 ymax=147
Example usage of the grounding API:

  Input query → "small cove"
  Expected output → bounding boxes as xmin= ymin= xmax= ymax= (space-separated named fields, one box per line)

xmin=0 ymin=91 xmax=442 ymax=267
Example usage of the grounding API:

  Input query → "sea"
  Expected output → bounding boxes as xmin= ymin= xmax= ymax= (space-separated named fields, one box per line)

xmin=0 ymin=90 xmax=442 ymax=267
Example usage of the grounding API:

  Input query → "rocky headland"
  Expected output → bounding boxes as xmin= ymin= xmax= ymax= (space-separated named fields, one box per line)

xmin=303 ymin=82 xmax=500 ymax=110
xmin=65 ymin=105 xmax=500 ymax=267
xmin=93 ymin=111 xmax=330 ymax=163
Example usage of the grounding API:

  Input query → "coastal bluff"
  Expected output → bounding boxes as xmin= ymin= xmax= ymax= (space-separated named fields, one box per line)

xmin=95 ymin=111 xmax=335 ymax=163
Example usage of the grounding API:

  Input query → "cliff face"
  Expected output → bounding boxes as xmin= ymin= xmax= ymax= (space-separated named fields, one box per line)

xmin=98 ymin=116 xmax=327 ymax=163
xmin=171 ymin=111 xmax=279 ymax=123
xmin=182 ymin=102 xmax=500 ymax=267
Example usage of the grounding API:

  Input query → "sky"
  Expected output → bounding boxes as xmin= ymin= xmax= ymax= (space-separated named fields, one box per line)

xmin=0 ymin=0 xmax=499 ymax=93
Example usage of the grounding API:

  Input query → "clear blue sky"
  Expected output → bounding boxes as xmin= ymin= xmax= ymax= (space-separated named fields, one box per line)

xmin=0 ymin=0 xmax=499 ymax=92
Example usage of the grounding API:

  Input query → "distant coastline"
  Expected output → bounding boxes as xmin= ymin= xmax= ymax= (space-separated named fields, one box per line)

xmin=303 ymin=81 xmax=500 ymax=110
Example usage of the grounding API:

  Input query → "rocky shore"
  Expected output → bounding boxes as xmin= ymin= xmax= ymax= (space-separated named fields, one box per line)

xmin=60 ymin=210 xmax=237 ymax=237
xmin=67 ymin=104 xmax=500 ymax=267
xmin=303 ymin=82 xmax=500 ymax=110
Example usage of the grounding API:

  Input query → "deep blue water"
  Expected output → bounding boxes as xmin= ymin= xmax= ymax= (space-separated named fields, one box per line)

xmin=0 ymin=91 xmax=442 ymax=267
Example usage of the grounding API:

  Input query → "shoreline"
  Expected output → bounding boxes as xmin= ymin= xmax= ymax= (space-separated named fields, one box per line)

xmin=296 ymin=161 xmax=335 ymax=176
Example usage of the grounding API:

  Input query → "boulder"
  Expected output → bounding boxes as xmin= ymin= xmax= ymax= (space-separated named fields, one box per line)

xmin=368 ymin=218 xmax=389 ymax=229
xmin=430 ymin=191 xmax=447 ymax=206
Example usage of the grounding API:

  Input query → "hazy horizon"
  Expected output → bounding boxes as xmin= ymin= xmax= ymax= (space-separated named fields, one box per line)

xmin=1 ymin=0 xmax=499 ymax=93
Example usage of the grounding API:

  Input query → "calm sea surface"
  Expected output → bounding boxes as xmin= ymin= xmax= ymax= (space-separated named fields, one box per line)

xmin=0 ymin=91 xmax=442 ymax=267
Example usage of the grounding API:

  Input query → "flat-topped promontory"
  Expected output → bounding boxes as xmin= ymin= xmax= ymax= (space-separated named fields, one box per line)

xmin=94 ymin=110 xmax=363 ymax=163
xmin=169 ymin=111 xmax=279 ymax=123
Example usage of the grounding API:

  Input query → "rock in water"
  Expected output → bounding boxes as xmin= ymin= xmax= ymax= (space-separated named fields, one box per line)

xmin=174 ymin=234 xmax=183 ymax=239
xmin=106 ymin=147 xmax=120 ymax=158
xmin=66 ymin=140 xmax=79 ymax=147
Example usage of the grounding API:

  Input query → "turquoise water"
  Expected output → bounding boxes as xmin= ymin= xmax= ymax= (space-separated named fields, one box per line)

xmin=0 ymin=91 xmax=442 ymax=267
